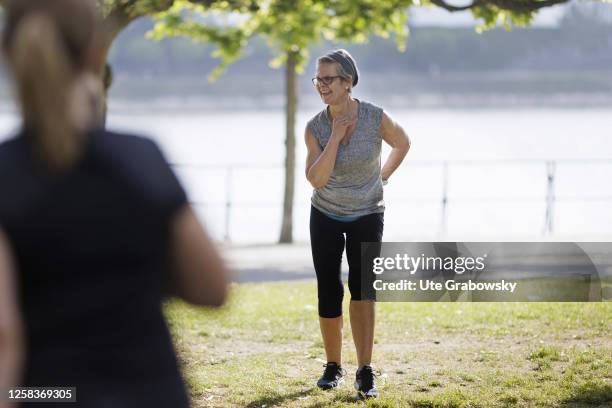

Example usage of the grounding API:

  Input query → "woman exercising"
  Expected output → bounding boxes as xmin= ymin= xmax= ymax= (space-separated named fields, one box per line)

xmin=305 ymin=49 xmax=411 ymax=400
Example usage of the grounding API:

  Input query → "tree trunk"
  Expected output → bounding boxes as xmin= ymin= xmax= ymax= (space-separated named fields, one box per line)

xmin=100 ymin=62 xmax=113 ymax=128
xmin=279 ymin=50 xmax=298 ymax=244
xmin=94 ymin=25 xmax=116 ymax=128
xmin=96 ymin=12 xmax=133 ymax=127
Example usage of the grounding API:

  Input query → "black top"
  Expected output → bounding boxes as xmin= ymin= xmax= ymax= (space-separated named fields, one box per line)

xmin=0 ymin=128 xmax=190 ymax=407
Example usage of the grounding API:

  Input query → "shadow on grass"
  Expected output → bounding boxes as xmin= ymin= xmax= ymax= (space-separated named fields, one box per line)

xmin=305 ymin=391 xmax=362 ymax=407
xmin=245 ymin=388 xmax=364 ymax=408
xmin=558 ymin=381 xmax=612 ymax=407
xmin=244 ymin=388 xmax=318 ymax=408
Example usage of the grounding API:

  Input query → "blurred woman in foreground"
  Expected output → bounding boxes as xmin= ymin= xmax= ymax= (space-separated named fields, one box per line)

xmin=0 ymin=1 xmax=229 ymax=406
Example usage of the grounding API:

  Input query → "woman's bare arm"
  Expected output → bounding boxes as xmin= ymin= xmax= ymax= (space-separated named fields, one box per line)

xmin=305 ymin=117 xmax=354 ymax=189
xmin=305 ymin=127 xmax=334 ymax=189
xmin=0 ymin=229 xmax=23 ymax=408
xmin=169 ymin=205 xmax=230 ymax=307
xmin=380 ymin=111 xmax=411 ymax=182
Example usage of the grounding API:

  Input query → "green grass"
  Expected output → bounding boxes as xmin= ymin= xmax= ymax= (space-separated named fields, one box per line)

xmin=163 ymin=282 xmax=612 ymax=408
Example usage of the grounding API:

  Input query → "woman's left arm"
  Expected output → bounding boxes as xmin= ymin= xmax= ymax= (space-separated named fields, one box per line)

xmin=380 ymin=111 xmax=411 ymax=182
xmin=0 ymin=228 xmax=23 ymax=407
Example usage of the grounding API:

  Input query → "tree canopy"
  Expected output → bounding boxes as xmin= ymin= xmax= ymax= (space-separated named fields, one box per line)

xmin=147 ymin=0 xmax=591 ymax=79
xmin=149 ymin=0 xmax=411 ymax=79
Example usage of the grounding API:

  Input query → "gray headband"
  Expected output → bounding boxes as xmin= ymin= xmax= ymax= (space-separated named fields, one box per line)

xmin=325 ymin=50 xmax=359 ymax=87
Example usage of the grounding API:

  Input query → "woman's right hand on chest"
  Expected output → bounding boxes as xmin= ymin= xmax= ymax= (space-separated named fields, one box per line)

xmin=331 ymin=115 xmax=357 ymax=143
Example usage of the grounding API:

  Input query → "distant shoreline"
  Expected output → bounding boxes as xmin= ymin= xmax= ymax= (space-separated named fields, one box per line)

xmin=1 ymin=70 xmax=611 ymax=112
xmin=1 ymin=95 xmax=612 ymax=114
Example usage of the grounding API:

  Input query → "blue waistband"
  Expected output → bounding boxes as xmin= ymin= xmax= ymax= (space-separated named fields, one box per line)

xmin=321 ymin=210 xmax=363 ymax=223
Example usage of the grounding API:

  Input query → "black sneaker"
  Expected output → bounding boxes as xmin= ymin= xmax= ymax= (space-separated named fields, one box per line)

xmin=355 ymin=365 xmax=379 ymax=399
xmin=316 ymin=362 xmax=346 ymax=390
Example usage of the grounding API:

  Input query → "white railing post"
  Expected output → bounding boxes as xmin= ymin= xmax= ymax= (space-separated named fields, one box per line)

xmin=224 ymin=166 xmax=233 ymax=242
xmin=543 ymin=160 xmax=556 ymax=236
xmin=440 ymin=161 xmax=449 ymax=236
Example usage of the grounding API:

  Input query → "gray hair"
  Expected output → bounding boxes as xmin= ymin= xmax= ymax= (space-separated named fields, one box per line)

xmin=317 ymin=49 xmax=359 ymax=89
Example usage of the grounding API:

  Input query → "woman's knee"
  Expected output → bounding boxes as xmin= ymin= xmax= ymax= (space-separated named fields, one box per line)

xmin=318 ymin=283 xmax=344 ymax=318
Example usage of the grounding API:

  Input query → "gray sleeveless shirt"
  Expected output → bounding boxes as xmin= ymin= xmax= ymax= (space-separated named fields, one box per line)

xmin=307 ymin=100 xmax=385 ymax=217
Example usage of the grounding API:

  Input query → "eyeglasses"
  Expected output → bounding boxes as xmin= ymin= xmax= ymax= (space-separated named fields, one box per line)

xmin=311 ymin=76 xmax=342 ymax=87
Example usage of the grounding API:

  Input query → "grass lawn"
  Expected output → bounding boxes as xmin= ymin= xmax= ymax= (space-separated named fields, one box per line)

xmin=164 ymin=281 xmax=612 ymax=408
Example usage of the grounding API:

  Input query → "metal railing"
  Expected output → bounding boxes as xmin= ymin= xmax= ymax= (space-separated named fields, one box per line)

xmin=171 ymin=159 xmax=612 ymax=241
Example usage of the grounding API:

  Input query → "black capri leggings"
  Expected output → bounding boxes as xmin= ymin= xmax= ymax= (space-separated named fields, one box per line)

xmin=310 ymin=205 xmax=384 ymax=318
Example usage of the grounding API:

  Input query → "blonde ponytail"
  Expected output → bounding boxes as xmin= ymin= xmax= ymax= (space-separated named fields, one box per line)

xmin=11 ymin=12 xmax=83 ymax=171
